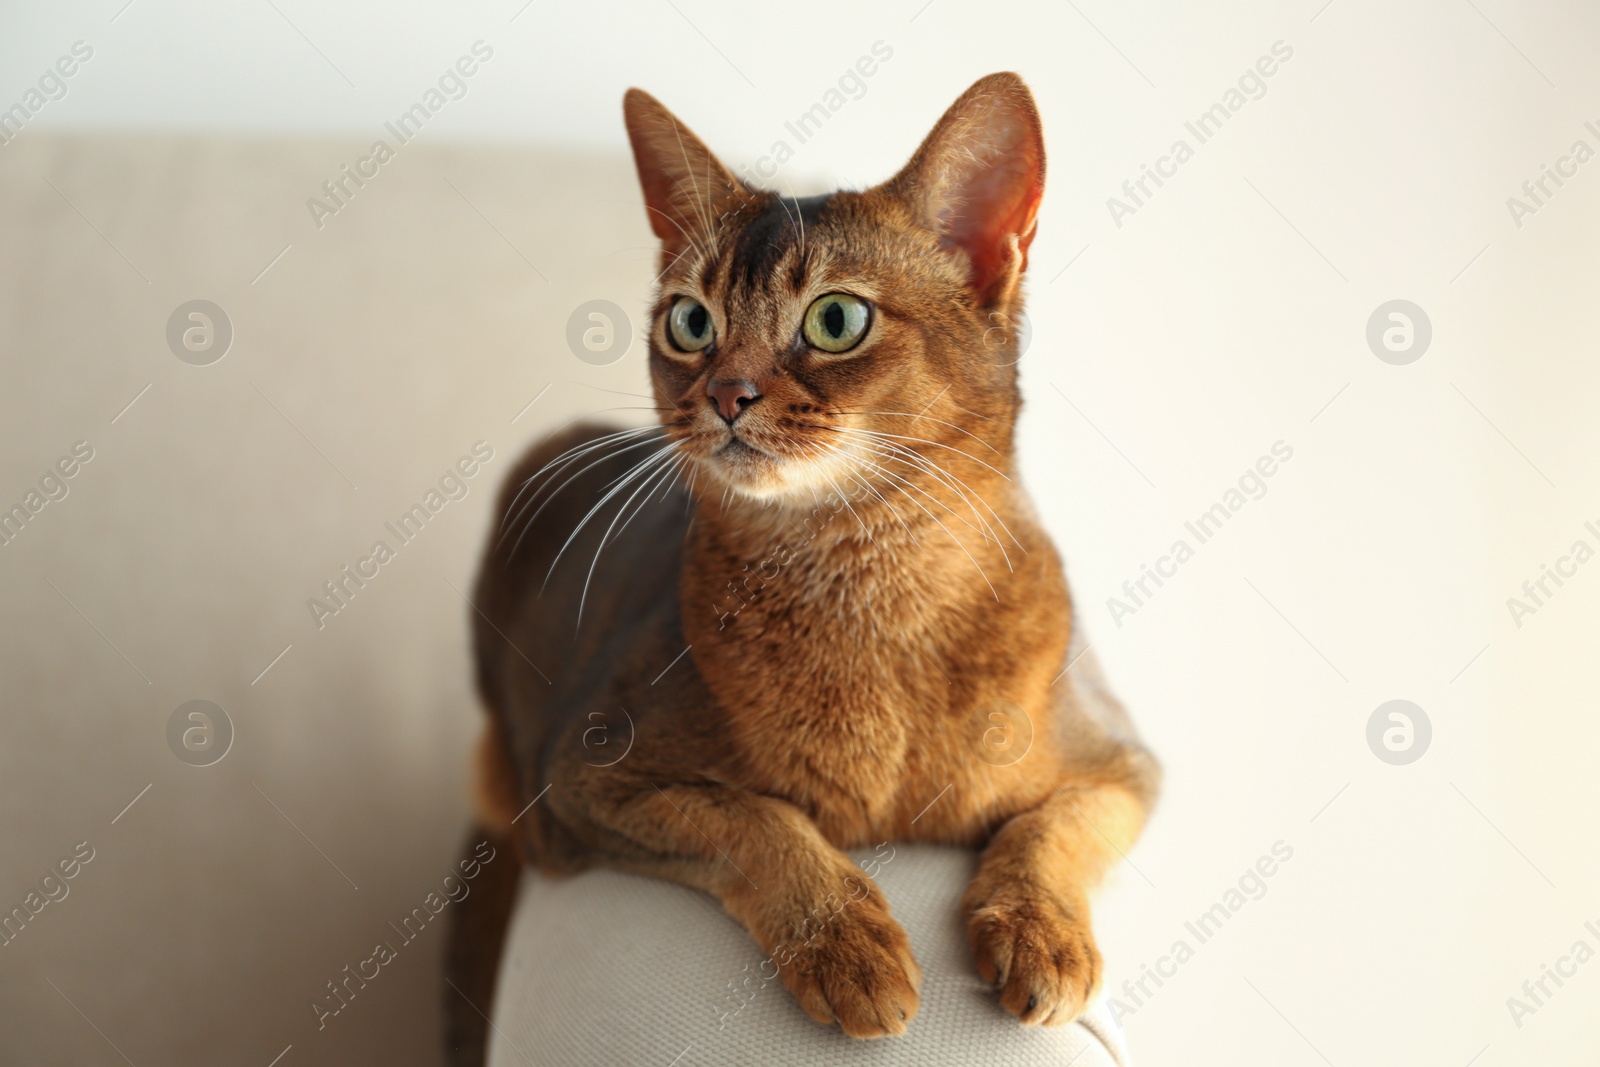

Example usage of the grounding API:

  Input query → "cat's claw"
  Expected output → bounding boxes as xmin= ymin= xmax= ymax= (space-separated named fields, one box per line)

xmin=968 ymin=892 xmax=1100 ymax=1027
xmin=779 ymin=895 xmax=921 ymax=1039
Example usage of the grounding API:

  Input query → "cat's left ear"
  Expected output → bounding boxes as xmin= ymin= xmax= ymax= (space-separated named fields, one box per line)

xmin=882 ymin=72 xmax=1045 ymax=309
xmin=623 ymin=88 xmax=745 ymax=261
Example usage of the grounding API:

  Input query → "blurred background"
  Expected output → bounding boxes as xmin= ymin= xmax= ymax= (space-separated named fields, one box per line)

xmin=2 ymin=1 xmax=1597 ymax=1064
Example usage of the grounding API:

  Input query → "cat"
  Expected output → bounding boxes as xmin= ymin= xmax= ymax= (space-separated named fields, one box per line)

xmin=448 ymin=72 xmax=1159 ymax=1055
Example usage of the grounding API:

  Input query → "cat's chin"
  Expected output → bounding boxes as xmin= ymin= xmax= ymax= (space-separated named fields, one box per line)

xmin=697 ymin=440 xmax=858 ymax=506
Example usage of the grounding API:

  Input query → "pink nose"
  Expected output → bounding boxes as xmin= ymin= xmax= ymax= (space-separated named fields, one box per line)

xmin=707 ymin=379 xmax=760 ymax=424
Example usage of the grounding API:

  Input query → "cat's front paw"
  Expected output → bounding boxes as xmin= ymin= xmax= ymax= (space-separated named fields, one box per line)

xmin=967 ymin=889 xmax=1101 ymax=1026
xmin=776 ymin=888 xmax=922 ymax=1039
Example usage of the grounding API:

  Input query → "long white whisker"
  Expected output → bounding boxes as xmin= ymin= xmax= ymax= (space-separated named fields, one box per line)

xmin=821 ymin=444 xmax=916 ymax=544
xmin=500 ymin=424 xmax=661 ymax=531
xmin=644 ymin=201 xmax=708 ymax=264
xmin=822 ymin=473 xmax=873 ymax=544
xmin=860 ymin=449 xmax=986 ymax=538
xmin=541 ymin=442 xmax=680 ymax=593
xmin=832 ymin=427 xmax=1022 ymax=550
xmin=832 ymin=410 xmax=1001 ymax=455
xmin=668 ymin=121 xmax=717 ymax=252
xmin=609 ymin=453 xmax=686 ymax=547
xmin=848 ymin=452 xmax=999 ymax=601
xmin=830 ymin=428 xmax=1020 ymax=559
xmin=503 ymin=431 xmax=671 ymax=557
xmin=839 ymin=427 xmax=1012 ymax=481
xmin=575 ymin=448 xmax=682 ymax=630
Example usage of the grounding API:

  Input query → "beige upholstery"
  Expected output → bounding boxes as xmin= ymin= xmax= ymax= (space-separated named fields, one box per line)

xmin=489 ymin=845 xmax=1129 ymax=1067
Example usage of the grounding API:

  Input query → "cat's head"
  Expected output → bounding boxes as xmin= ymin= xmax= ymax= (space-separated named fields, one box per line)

xmin=624 ymin=73 xmax=1044 ymax=504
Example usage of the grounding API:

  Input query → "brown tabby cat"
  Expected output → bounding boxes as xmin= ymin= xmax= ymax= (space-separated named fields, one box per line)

xmin=452 ymin=72 xmax=1158 ymax=1053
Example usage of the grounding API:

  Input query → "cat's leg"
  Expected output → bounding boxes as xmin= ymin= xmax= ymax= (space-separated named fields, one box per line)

xmin=573 ymin=781 xmax=921 ymax=1038
xmin=962 ymin=779 xmax=1148 ymax=1026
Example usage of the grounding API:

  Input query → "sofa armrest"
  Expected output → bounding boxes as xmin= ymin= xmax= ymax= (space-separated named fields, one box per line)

xmin=487 ymin=844 xmax=1129 ymax=1066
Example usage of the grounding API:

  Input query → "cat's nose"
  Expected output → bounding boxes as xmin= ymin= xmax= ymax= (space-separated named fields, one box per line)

xmin=707 ymin=379 xmax=761 ymax=424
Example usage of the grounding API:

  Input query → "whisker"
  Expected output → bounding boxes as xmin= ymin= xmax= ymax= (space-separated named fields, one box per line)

xmin=542 ymin=441 xmax=681 ymax=596
xmin=849 ymin=435 xmax=1020 ymax=578
xmin=569 ymin=383 xmax=675 ymax=404
xmin=500 ymin=425 xmax=661 ymax=534
xmin=822 ymin=473 xmax=873 ymax=544
xmin=575 ymin=447 xmax=683 ymax=629
xmin=774 ymin=182 xmax=806 ymax=266
xmin=827 ymin=428 xmax=1022 ymax=557
xmin=668 ymin=122 xmax=719 ymax=256
xmin=880 ymin=445 xmax=1018 ymax=572
xmin=846 ymin=451 xmax=999 ymax=601
xmin=653 ymin=242 xmax=698 ymax=285
xmin=820 ymin=444 xmax=918 ymax=545
xmin=836 ymin=426 xmax=1012 ymax=481
xmin=836 ymin=428 xmax=1019 ymax=542
xmin=829 ymin=410 xmax=1001 ymax=455
xmin=644 ymin=202 xmax=709 ymax=265
xmin=787 ymin=421 xmax=1003 ymax=549
xmin=783 ymin=421 xmax=1017 ymax=548
xmin=499 ymin=427 xmax=670 ymax=551
xmin=859 ymin=448 xmax=986 ymax=537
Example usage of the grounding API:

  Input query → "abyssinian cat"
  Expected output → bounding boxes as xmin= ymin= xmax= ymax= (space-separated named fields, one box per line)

xmin=450 ymin=72 xmax=1158 ymax=1052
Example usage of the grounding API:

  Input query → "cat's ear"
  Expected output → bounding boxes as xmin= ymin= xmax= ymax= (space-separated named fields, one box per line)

xmin=882 ymin=73 xmax=1045 ymax=308
xmin=623 ymin=89 xmax=744 ymax=260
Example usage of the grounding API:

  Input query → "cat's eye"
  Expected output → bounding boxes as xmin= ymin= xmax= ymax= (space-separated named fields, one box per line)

xmin=803 ymin=294 xmax=871 ymax=354
xmin=667 ymin=296 xmax=715 ymax=353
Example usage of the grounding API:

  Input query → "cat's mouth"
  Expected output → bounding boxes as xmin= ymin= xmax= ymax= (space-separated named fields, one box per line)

xmin=710 ymin=433 xmax=779 ymax=483
xmin=688 ymin=423 xmax=863 ymax=505
xmin=717 ymin=437 xmax=766 ymax=459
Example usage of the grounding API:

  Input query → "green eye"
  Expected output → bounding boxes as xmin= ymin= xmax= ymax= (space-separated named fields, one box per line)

xmin=803 ymin=293 xmax=871 ymax=354
xmin=667 ymin=296 xmax=714 ymax=352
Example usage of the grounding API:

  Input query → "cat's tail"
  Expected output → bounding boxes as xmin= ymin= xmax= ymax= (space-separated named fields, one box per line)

xmin=445 ymin=726 xmax=527 ymax=1065
xmin=443 ymin=819 xmax=521 ymax=1067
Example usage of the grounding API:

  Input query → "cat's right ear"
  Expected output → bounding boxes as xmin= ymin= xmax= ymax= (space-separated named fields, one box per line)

xmin=882 ymin=73 xmax=1045 ymax=310
xmin=623 ymin=89 xmax=743 ymax=260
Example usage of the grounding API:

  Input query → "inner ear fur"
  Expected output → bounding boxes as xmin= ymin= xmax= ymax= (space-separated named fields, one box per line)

xmin=880 ymin=72 xmax=1046 ymax=309
xmin=623 ymin=88 xmax=747 ymax=263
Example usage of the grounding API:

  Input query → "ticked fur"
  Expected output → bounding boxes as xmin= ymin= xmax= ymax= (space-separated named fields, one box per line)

xmin=463 ymin=73 xmax=1159 ymax=1042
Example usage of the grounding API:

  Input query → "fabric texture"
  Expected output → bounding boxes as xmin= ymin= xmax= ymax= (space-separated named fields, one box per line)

xmin=488 ymin=844 xmax=1129 ymax=1066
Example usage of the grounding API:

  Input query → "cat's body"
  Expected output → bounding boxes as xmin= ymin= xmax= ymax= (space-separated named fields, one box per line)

xmin=448 ymin=73 xmax=1158 ymax=1057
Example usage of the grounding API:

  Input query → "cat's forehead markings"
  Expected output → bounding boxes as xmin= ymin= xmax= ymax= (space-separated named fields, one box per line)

xmin=730 ymin=193 xmax=833 ymax=295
